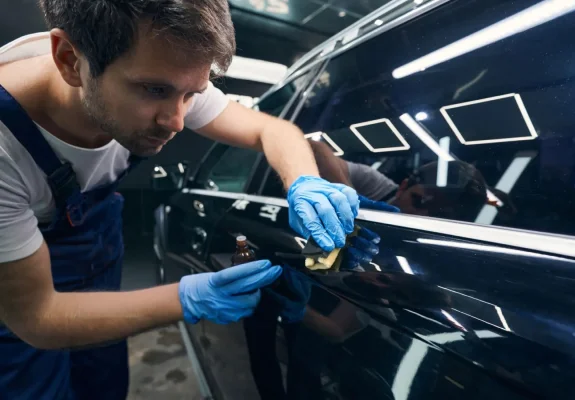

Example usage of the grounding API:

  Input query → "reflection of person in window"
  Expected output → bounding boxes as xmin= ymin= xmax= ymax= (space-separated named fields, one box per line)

xmin=309 ymin=140 xmax=398 ymax=201
xmin=309 ymin=140 xmax=498 ymax=222
xmin=391 ymin=161 xmax=489 ymax=222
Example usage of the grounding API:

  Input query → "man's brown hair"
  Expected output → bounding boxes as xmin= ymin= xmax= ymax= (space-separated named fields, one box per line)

xmin=38 ymin=0 xmax=236 ymax=77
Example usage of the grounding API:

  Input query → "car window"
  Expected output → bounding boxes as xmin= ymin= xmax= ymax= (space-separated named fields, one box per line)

xmin=287 ymin=0 xmax=575 ymax=237
xmin=191 ymin=72 xmax=315 ymax=192
xmin=205 ymin=146 xmax=260 ymax=193
xmin=255 ymin=72 xmax=312 ymax=117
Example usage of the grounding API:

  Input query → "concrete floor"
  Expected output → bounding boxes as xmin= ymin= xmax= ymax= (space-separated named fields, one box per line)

xmin=122 ymin=233 xmax=203 ymax=400
xmin=126 ymin=325 xmax=202 ymax=400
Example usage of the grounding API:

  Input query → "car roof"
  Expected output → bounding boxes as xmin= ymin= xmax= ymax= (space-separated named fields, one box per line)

xmin=259 ymin=0 xmax=453 ymax=103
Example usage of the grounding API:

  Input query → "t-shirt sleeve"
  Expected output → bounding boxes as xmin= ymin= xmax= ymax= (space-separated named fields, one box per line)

xmin=0 ymin=150 xmax=43 ymax=263
xmin=184 ymin=81 xmax=230 ymax=130
xmin=347 ymin=161 xmax=399 ymax=202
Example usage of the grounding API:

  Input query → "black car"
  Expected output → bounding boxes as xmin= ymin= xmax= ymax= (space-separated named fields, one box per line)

xmin=151 ymin=0 xmax=575 ymax=399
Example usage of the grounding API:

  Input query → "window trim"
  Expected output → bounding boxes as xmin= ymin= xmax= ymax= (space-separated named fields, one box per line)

xmin=183 ymin=189 xmax=575 ymax=260
xmin=279 ymin=0 xmax=454 ymax=86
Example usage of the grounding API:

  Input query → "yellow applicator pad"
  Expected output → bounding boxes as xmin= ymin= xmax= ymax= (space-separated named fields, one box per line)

xmin=303 ymin=225 xmax=360 ymax=272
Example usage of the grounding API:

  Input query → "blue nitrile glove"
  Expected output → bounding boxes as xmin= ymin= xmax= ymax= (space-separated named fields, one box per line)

xmin=179 ymin=260 xmax=282 ymax=324
xmin=343 ymin=227 xmax=381 ymax=270
xmin=288 ymin=176 xmax=359 ymax=251
xmin=266 ymin=266 xmax=312 ymax=323
xmin=358 ymin=195 xmax=400 ymax=213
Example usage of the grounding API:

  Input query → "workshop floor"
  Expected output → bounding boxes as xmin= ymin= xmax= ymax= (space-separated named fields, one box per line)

xmin=122 ymin=232 xmax=202 ymax=400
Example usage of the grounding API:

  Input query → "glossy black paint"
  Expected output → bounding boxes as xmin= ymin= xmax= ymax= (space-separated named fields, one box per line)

xmin=157 ymin=184 xmax=575 ymax=399
xmin=153 ymin=0 xmax=575 ymax=398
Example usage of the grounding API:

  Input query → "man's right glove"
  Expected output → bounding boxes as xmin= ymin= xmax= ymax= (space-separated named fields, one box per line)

xmin=179 ymin=260 xmax=282 ymax=324
xmin=343 ymin=226 xmax=381 ymax=270
xmin=358 ymin=195 xmax=400 ymax=213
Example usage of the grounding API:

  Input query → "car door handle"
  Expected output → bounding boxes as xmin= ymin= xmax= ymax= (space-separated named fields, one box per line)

xmin=193 ymin=200 xmax=205 ymax=212
xmin=191 ymin=227 xmax=207 ymax=253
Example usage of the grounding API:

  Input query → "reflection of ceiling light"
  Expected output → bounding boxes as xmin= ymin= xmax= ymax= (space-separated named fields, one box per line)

xmin=393 ymin=0 xmax=575 ymax=79
xmin=417 ymin=237 xmax=569 ymax=263
xmin=294 ymin=237 xmax=307 ymax=249
xmin=441 ymin=310 xmax=467 ymax=331
xmin=396 ymin=256 xmax=414 ymax=274
xmin=339 ymin=11 xmax=346 ymax=17
xmin=304 ymin=132 xmax=344 ymax=156
xmin=224 ymin=56 xmax=287 ymax=84
xmin=400 ymin=114 xmax=501 ymax=205
xmin=178 ymin=163 xmax=184 ymax=174
xmin=369 ymin=262 xmax=381 ymax=271
xmin=440 ymin=93 xmax=538 ymax=145
xmin=392 ymin=329 xmax=501 ymax=400
xmin=414 ymin=0 xmax=424 ymax=4
xmin=400 ymin=114 xmax=454 ymax=161
xmin=153 ymin=166 xmax=167 ymax=178
xmin=475 ymin=153 xmax=535 ymax=225
xmin=350 ymin=118 xmax=411 ymax=153
xmin=374 ymin=19 xmax=383 ymax=26
xmin=495 ymin=306 xmax=511 ymax=331
xmin=415 ymin=111 xmax=428 ymax=121
xmin=436 ymin=137 xmax=450 ymax=187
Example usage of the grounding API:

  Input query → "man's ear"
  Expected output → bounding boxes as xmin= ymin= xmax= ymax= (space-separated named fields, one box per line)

xmin=49 ymin=28 xmax=85 ymax=88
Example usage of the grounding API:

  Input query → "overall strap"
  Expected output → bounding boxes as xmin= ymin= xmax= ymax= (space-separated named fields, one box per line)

xmin=0 ymin=85 xmax=80 ymax=207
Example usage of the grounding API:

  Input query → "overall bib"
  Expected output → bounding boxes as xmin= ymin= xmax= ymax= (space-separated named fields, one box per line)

xmin=0 ymin=85 xmax=142 ymax=400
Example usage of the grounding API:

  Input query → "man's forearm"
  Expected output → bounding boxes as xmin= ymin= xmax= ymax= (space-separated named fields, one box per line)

xmin=35 ymin=284 xmax=182 ymax=349
xmin=261 ymin=119 xmax=319 ymax=188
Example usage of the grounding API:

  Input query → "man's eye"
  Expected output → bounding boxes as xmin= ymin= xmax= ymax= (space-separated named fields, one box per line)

xmin=143 ymin=85 xmax=167 ymax=97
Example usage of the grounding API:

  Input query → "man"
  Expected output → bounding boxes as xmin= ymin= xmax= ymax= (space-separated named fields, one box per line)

xmin=0 ymin=1 xmax=358 ymax=398
xmin=309 ymin=140 xmax=492 ymax=221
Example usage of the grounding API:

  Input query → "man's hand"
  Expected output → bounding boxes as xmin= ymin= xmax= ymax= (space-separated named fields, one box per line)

xmin=358 ymin=195 xmax=400 ymax=213
xmin=343 ymin=226 xmax=381 ymax=271
xmin=266 ymin=266 xmax=311 ymax=323
xmin=288 ymin=176 xmax=359 ymax=251
xmin=179 ymin=260 xmax=282 ymax=324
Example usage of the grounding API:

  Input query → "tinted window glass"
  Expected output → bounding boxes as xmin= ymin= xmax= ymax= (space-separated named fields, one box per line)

xmin=255 ymin=73 xmax=312 ymax=117
xmin=290 ymin=0 xmax=575 ymax=236
xmin=206 ymin=147 xmax=259 ymax=193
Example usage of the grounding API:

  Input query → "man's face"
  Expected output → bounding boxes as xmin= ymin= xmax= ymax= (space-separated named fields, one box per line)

xmin=79 ymin=27 xmax=212 ymax=157
xmin=392 ymin=183 xmax=462 ymax=219
xmin=392 ymin=183 xmax=430 ymax=217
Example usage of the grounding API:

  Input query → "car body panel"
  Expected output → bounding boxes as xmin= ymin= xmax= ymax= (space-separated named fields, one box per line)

xmin=152 ymin=0 xmax=575 ymax=398
xmin=160 ymin=189 xmax=575 ymax=399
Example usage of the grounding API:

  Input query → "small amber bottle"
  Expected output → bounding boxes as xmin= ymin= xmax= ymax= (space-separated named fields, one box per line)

xmin=231 ymin=235 xmax=256 ymax=266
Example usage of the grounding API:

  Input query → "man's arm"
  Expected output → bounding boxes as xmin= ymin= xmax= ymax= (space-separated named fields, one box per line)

xmin=195 ymin=101 xmax=319 ymax=188
xmin=0 ymin=241 xmax=183 ymax=349
xmin=308 ymin=140 xmax=352 ymax=186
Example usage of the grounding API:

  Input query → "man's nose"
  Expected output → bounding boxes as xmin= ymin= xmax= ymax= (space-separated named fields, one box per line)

xmin=156 ymin=100 xmax=188 ymax=133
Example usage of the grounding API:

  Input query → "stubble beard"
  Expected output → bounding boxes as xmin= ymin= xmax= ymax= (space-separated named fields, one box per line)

xmin=81 ymin=78 xmax=158 ymax=156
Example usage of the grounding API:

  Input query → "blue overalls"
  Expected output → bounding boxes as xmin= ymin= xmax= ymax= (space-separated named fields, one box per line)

xmin=0 ymin=85 xmax=142 ymax=399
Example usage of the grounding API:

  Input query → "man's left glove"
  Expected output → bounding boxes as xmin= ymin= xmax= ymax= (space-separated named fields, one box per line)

xmin=266 ymin=266 xmax=312 ymax=323
xmin=179 ymin=260 xmax=282 ymax=325
xmin=288 ymin=176 xmax=359 ymax=252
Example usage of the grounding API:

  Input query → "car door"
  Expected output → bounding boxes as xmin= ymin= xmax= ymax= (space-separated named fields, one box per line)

xmin=162 ymin=143 xmax=261 ymax=281
xmin=167 ymin=70 xmax=322 ymax=400
xmin=206 ymin=1 xmax=575 ymax=399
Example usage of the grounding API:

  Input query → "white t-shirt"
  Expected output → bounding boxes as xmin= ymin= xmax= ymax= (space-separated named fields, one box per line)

xmin=0 ymin=32 xmax=229 ymax=263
